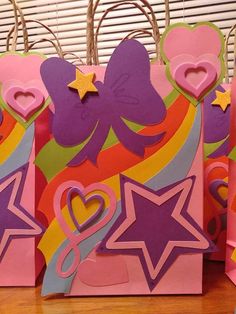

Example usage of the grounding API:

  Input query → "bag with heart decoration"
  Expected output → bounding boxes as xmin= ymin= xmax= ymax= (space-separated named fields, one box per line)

xmin=203 ymin=25 xmax=235 ymax=261
xmin=225 ymin=24 xmax=236 ymax=284
xmin=36 ymin=0 xmax=224 ymax=296
xmin=0 ymin=0 xmax=66 ymax=286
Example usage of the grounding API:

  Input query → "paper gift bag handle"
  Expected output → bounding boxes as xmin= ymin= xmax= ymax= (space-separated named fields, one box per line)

xmin=90 ymin=0 xmax=160 ymax=65
xmin=61 ymin=52 xmax=85 ymax=65
xmin=124 ymin=0 xmax=170 ymax=41
xmin=7 ymin=0 xmax=29 ymax=52
xmin=6 ymin=0 xmax=63 ymax=58
xmin=224 ymin=24 xmax=236 ymax=83
xmin=87 ymin=0 xmax=168 ymax=65
xmin=123 ymin=1 xmax=170 ymax=59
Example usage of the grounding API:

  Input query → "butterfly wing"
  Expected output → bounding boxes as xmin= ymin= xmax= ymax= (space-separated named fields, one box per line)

xmin=204 ymin=85 xmax=230 ymax=144
xmin=40 ymin=58 xmax=98 ymax=146
xmin=104 ymin=39 xmax=166 ymax=125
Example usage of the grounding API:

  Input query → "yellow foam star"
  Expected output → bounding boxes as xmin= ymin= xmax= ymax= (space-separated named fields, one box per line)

xmin=67 ymin=69 xmax=98 ymax=100
xmin=211 ymin=89 xmax=231 ymax=112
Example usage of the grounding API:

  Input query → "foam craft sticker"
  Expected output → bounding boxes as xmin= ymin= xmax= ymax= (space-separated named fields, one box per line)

xmin=97 ymin=176 xmax=215 ymax=291
xmin=160 ymin=22 xmax=225 ymax=105
xmin=4 ymin=86 xmax=45 ymax=121
xmin=0 ymin=52 xmax=51 ymax=128
xmin=174 ymin=60 xmax=217 ymax=99
xmin=40 ymin=39 xmax=166 ymax=166
xmin=77 ymin=246 xmax=129 ymax=287
xmin=53 ymin=181 xmax=117 ymax=279
xmin=203 ymin=84 xmax=230 ymax=261
xmin=67 ymin=69 xmax=98 ymax=100
xmin=0 ymin=164 xmax=44 ymax=262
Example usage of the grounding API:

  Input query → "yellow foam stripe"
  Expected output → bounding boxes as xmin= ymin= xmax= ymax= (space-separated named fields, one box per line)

xmin=0 ymin=123 xmax=25 ymax=164
xmin=39 ymin=104 xmax=197 ymax=263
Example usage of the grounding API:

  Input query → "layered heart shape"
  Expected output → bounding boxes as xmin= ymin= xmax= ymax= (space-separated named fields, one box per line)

xmin=0 ymin=53 xmax=51 ymax=127
xmin=174 ymin=61 xmax=217 ymax=100
xmin=160 ymin=22 xmax=225 ymax=105
xmin=209 ymin=179 xmax=228 ymax=209
xmin=66 ymin=187 xmax=105 ymax=232
xmin=4 ymin=86 xmax=45 ymax=120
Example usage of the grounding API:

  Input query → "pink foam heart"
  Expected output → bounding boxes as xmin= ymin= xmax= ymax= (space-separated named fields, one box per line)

xmin=77 ymin=253 xmax=129 ymax=287
xmin=4 ymin=86 xmax=45 ymax=120
xmin=162 ymin=24 xmax=222 ymax=60
xmin=174 ymin=61 xmax=217 ymax=100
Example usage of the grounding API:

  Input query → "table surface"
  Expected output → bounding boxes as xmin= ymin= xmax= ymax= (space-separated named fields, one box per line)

xmin=0 ymin=261 xmax=236 ymax=314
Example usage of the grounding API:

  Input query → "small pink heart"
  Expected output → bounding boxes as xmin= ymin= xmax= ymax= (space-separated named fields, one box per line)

xmin=77 ymin=253 xmax=129 ymax=287
xmin=4 ymin=86 xmax=45 ymax=120
xmin=174 ymin=61 xmax=217 ymax=100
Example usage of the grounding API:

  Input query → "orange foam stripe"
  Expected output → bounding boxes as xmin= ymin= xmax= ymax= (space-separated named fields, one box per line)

xmin=0 ymin=110 xmax=16 ymax=144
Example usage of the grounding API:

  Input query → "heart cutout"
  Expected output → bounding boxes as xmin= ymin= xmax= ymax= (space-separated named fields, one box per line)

xmin=67 ymin=187 xmax=105 ymax=232
xmin=4 ymin=86 xmax=45 ymax=120
xmin=174 ymin=61 xmax=217 ymax=100
xmin=77 ymin=250 xmax=129 ymax=287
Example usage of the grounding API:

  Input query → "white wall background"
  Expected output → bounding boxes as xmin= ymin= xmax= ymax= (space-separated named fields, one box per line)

xmin=0 ymin=0 xmax=235 ymax=77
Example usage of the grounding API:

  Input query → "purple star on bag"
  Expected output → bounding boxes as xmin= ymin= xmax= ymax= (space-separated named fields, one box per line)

xmin=40 ymin=39 xmax=166 ymax=166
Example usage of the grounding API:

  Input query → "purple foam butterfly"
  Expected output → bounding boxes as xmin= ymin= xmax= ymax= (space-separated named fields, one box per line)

xmin=40 ymin=39 xmax=166 ymax=166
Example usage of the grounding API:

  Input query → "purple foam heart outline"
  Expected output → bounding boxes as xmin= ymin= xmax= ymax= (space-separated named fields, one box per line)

xmin=209 ymin=179 xmax=228 ymax=208
xmin=66 ymin=187 xmax=105 ymax=232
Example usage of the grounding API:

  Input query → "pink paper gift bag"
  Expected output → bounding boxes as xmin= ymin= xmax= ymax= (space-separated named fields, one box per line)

xmin=0 ymin=51 xmax=50 ymax=286
xmin=203 ymin=27 xmax=234 ymax=261
xmin=35 ymin=15 xmax=225 ymax=295
xmin=226 ymin=77 xmax=236 ymax=282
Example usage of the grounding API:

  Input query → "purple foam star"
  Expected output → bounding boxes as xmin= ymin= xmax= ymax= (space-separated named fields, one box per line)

xmin=98 ymin=175 xmax=216 ymax=291
xmin=0 ymin=164 xmax=44 ymax=261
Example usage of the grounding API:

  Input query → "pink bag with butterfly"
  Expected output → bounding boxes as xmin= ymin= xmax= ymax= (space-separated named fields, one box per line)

xmin=35 ymin=0 xmax=226 ymax=296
